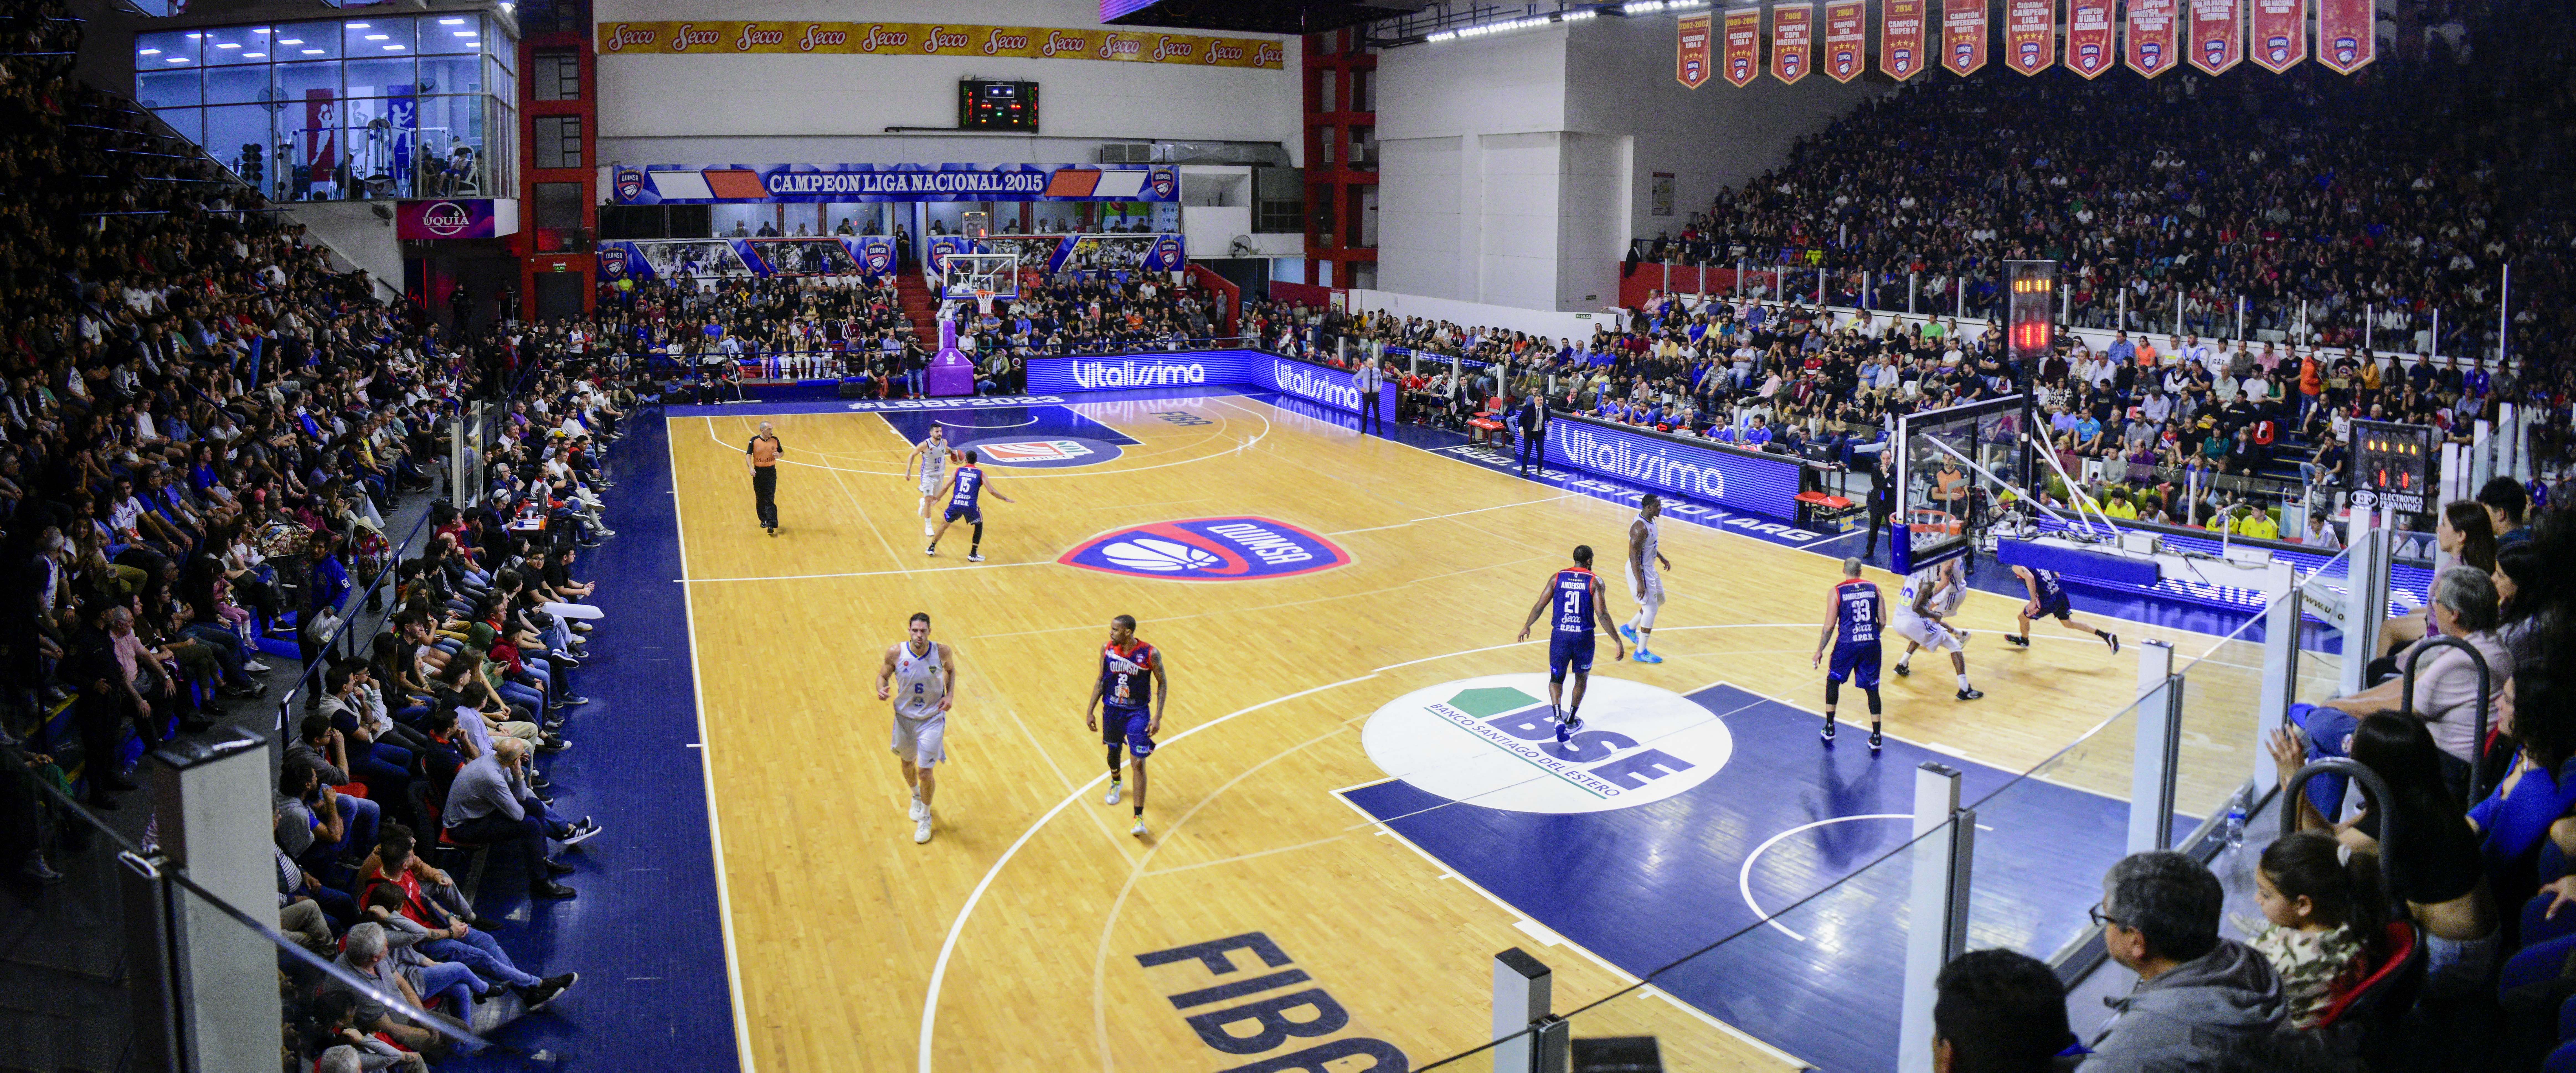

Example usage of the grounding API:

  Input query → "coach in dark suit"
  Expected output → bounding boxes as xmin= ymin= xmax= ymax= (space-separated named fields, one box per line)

xmin=1516 ymin=394 xmax=1547 ymax=475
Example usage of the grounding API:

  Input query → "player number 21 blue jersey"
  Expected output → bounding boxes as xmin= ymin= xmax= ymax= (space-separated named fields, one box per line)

xmin=1552 ymin=568 xmax=1597 ymax=638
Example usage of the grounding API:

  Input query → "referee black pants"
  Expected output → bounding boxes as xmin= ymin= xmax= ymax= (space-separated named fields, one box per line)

xmin=753 ymin=467 xmax=778 ymax=529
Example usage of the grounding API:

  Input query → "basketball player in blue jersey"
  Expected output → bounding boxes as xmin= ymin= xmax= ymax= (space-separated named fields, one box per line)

xmin=1516 ymin=545 xmax=1625 ymax=743
xmin=2002 ymin=565 xmax=2121 ymax=653
xmin=924 ymin=449 xmax=1014 ymax=562
xmin=1812 ymin=556 xmax=1888 ymax=752
xmin=1085 ymin=614 xmax=1168 ymax=838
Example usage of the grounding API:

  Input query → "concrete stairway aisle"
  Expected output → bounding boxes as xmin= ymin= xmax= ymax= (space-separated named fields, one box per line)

xmin=895 ymin=268 xmax=941 ymax=342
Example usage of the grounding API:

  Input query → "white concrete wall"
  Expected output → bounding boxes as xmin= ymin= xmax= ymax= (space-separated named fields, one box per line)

xmin=592 ymin=0 xmax=1299 ymax=166
xmin=282 ymin=202 xmax=403 ymax=302
xmin=1375 ymin=15 xmax=1882 ymax=313
xmin=1344 ymin=289 xmax=1606 ymax=344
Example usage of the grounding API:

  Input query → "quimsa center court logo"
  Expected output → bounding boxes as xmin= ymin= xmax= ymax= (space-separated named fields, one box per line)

xmin=956 ymin=436 xmax=1124 ymax=469
xmin=1361 ymin=674 xmax=1732 ymax=814
xmin=1058 ymin=517 xmax=1351 ymax=581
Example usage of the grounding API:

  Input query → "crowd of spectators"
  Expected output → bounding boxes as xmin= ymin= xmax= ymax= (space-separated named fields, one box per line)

xmin=1647 ymin=4 xmax=2571 ymax=369
xmin=0 ymin=18 xmax=651 ymax=1068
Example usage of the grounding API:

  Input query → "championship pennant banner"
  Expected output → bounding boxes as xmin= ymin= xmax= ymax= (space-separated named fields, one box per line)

xmin=2250 ymin=0 xmax=2306 ymax=71
xmin=2127 ymin=0 xmax=2180 ymax=75
xmin=2189 ymin=0 xmax=2243 ymax=73
xmin=1677 ymin=12 xmax=1713 ymax=87
xmin=2316 ymin=0 xmax=2374 ymax=73
xmin=596 ymin=21 xmax=1286 ymax=68
xmin=1882 ymin=0 xmax=1928 ymax=79
xmin=1822 ymin=0 xmax=1867 ymax=82
xmin=2004 ymin=0 xmax=2055 ymax=74
xmin=1722 ymin=7 xmax=1763 ymax=87
xmin=2067 ymin=0 xmax=2116 ymax=76
xmin=1941 ymin=0 xmax=1989 ymax=74
xmin=1771 ymin=3 xmax=1813 ymax=84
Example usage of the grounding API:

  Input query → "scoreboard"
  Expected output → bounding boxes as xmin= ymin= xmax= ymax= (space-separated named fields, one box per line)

xmin=2348 ymin=418 xmax=2433 ymax=514
xmin=959 ymin=80 xmax=1039 ymax=132
xmin=2004 ymin=260 xmax=2055 ymax=364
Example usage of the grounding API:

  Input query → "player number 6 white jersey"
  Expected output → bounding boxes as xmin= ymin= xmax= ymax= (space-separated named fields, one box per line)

xmin=893 ymin=644 xmax=947 ymax=719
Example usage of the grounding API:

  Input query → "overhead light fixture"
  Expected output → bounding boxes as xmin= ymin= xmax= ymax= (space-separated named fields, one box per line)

xmin=166 ymin=56 xmax=188 ymax=63
xmin=140 ymin=48 xmax=160 ymax=54
xmin=385 ymin=44 xmax=405 ymax=50
xmin=1426 ymin=8 xmax=1595 ymax=44
xmin=438 ymin=17 xmax=466 ymax=24
xmin=279 ymin=38 xmax=302 ymax=44
xmin=252 ymin=27 xmax=268 ymax=33
xmin=1621 ymin=0 xmax=1709 ymax=11
xmin=454 ymin=31 xmax=476 ymax=37
xmin=244 ymin=52 xmax=264 ymax=58
xmin=347 ymin=22 xmax=369 ymax=28
xmin=302 ymin=49 xmax=324 ymax=54
xmin=217 ymin=42 xmax=240 ymax=48
xmin=185 ymin=32 xmax=202 ymax=38
xmin=365 ymin=34 xmax=388 ymax=40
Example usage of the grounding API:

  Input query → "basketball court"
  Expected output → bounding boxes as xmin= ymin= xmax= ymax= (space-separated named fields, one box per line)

xmin=640 ymin=385 xmax=2342 ymax=1072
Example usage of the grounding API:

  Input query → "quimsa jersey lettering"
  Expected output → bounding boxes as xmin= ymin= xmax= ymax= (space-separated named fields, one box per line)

xmin=2032 ymin=568 xmax=2068 ymax=604
xmin=1101 ymin=640 xmax=1157 ymax=709
xmin=1835 ymin=579 xmax=1882 ymax=646
xmin=949 ymin=465 xmax=985 ymax=510
xmin=1550 ymin=568 xmax=1598 ymax=638
xmin=892 ymin=643 xmax=945 ymax=719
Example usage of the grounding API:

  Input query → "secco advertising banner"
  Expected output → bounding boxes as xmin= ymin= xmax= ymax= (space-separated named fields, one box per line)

xmin=2315 ymin=0 xmax=2373 ymax=74
xmin=2127 ymin=0 xmax=2180 ymax=76
xmin=1941 ymin=0 xmax=1990 ymax=75
xmin=2005 ymin=0 xmax=2057 ymax=74
xmin=598 ymin=21 xmax=1285 ymax=69
xmin=1543 ymin=417 xmax=1802 ymax=520
xmin=1823 ymin=0 xmax=1868 ymax=82
xmin=1721 ymin=8 xmax=1762 ymax=87
xmin=2249 ymin=0 xmax=2307 ymax=71
xmin=1770 ymin=3 xmax=1813 ymax=84
xmin=2066 ymin=0 xmax=2117 ymax=77
xmin=2189 ymin=0 xmax=2244 ymax=74
xmin=395 ymin=199 xmax=519 ymax=241
xmin=1882 ymin=0 xmax=1929 ymax=79
xmin=1676 ymin=12 xmax=1713 ymax=88
xmin=1021 ymin=351 xmax=1399 ymax=417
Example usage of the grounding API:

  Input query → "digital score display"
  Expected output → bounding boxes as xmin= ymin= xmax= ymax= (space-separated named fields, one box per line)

xmin=2004 ymin=260 xmax=2056 ymax=364
xmin=2348 ymin=418 xmax=2433 ymax=514
xmin=959 ymin=80 xmax=1039 ymax=132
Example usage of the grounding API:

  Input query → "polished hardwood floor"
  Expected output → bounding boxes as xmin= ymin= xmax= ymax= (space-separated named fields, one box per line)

xmin=664 ymin=394 xmax=2335 ymax=1072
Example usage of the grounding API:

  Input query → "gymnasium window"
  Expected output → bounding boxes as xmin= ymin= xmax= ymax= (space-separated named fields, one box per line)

xmin=534 ymin=115 xmax=583 ymax=170
xmin=533 ymin=50 xmax=580 ymax=101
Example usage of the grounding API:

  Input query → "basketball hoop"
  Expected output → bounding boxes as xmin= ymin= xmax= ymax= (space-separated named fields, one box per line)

xmin=1907 ymin=508 xmax=1961 ymax=536
xmin=975 ymin=288 xmax=994 ymax=317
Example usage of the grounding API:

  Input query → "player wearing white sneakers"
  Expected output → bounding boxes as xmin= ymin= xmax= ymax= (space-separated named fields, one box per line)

xmin=1891 ymin=556 xmax=1982 ymax=700
xmin=1619 ymin=494 xmax=1673 ymax=664
xmin=1086 ymin=615 xmax=1168 ymax=837
xmin=875 ymin=612 xmax=957 ymax=844
xmin=903 ymin=425 xmax=952 ymax=538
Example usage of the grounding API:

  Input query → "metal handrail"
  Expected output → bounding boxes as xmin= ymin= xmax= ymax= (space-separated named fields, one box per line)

xmin=2281 ymin=758 xmax=2401 ymax=910
xmin=2398 ymin=634 xmax=2495 ymax=803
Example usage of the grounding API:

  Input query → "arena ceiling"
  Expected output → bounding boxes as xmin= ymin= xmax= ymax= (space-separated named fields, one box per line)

xmin=1101 ymin=0 xmax=1433 ymax=35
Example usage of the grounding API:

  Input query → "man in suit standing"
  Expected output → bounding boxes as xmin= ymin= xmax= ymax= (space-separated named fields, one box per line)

xmin=1516 ymin=392 xmax=1547 ymax=476
xmin=1353 ymin=359 xmax=1387 ymax=436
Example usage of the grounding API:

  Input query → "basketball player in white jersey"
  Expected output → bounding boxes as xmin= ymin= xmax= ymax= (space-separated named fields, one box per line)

xmin=1618 ymin=494 xmax=1673 ymax=664
xmin=1891 ymin=556 xmax=1983 ymax=700
xmin=903 ymin=425 xmax=952 ymax=538
xmin=875 ymin=611 xmax=957 ymax=844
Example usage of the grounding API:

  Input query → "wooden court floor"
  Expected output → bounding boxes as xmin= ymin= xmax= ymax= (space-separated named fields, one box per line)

xmin=663 ymin=393 xmax=2338 ymax=1072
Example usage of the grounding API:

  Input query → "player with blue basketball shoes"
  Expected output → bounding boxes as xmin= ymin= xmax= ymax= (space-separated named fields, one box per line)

xmin=1621 ymin=495 xmax=1673 ymax=664
xmin=1517 ymin=545 xmax=1625 ymax=743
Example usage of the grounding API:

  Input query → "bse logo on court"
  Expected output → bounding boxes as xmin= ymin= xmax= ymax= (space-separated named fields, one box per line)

xmin=957 ymin=436 xmax=1125 ymax=469
xmin=1361 ymin=675 xmax=1732 ymax=814
xmin=1058 ymin=517 xmax=1351 ymax=581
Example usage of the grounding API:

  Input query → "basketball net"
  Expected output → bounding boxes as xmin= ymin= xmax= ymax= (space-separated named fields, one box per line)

xmin=975 ymin=289 xmax=994 ymax=317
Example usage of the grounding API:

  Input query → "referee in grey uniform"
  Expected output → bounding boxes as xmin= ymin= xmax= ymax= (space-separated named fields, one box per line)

xmin=1354 ymin=358 xmax=1386 ymax=436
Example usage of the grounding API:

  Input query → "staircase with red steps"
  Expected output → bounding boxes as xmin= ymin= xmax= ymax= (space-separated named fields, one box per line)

xmin=895 ymin=267 xmax=942 ymax=342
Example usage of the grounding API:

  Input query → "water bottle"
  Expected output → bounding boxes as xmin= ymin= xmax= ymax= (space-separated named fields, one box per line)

xmin=2222 ymin=789 xmax=2248 ymax=851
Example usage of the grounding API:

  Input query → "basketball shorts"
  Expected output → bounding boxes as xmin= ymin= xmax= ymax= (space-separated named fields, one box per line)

xmin=2036 ymin=592 xmax=2074 ymax=621
xmin=943 ymin=504 xmax=982 ymax=524
xmin=1548 ymin=633 xmax=1596 ymax=680
xmin=920 ymin=472 xmax=945 ymax=497
xmin=1104 ymin=704 xmax=1155 ymax=758
xmin=1893 ymin=614 xmax=1964 ymax=653
xmin=1827 ymin=642 xmax=1882 ymax=690
xmin=891 ymin=712 xmax=948 ymax=767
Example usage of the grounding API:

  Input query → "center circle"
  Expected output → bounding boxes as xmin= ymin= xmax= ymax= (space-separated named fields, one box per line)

xmin=1360 ymin=674 xmax=1733 ymax=814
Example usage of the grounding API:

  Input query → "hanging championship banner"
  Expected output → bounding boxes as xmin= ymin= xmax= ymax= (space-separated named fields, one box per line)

xmin=2065 ymin=0 xmax=2115 ymax=76
xmin=2188 ymin=0 xmax=2243 ymax=73
xmin=2126 ymin=0 xmax=2179 ymax=76
xmin=1771 ymin=3 xmax=1813 ymax=84
xmin=1823 ymin=0 xmax=1868 ymax=82
xmin=1882 ymin=0 xmax=1928 ymax=79
xmin=1941 ymin=0 xmax=1989 ymax=74
xmin=1722 ymin=7 xmax=1763 ymax=87
xmin=2004 ymin=0 xmax=2055 ymax=74
xmin=2315 ymin=0 xmax=2373 ymax=73
xmin=2249 ymin=0 xmax=2306 ymax=71
xmin=1677 ymin=12 xmax=1714 ymax=87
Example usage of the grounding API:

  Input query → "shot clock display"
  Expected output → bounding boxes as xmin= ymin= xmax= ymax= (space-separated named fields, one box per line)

xmin=2348 ymin=418 xmax=2433 ymax=514
xmin=959 ymin=80 xmax=1039 ymax=132
xmin=2004 ymin=260 xmax=2056 ymax=364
